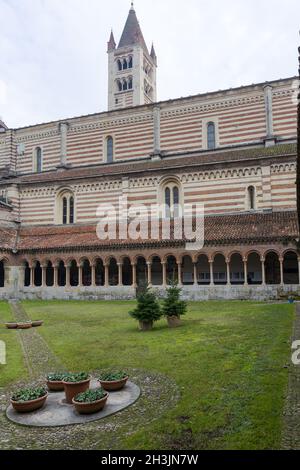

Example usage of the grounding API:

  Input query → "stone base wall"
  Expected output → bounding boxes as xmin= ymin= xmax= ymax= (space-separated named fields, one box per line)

xmin=0 ymin=285 xmax=300 ymax=301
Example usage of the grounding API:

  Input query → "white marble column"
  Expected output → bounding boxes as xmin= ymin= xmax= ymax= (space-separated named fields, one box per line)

xmin=147 ymin=262 xmax=152 ymax=287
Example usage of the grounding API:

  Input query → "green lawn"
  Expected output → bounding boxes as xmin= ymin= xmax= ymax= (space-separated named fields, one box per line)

xmin=17 ymin=300 xmax=294 ymax=450
xmin=0 ymin=302 xmax=28 ymax=387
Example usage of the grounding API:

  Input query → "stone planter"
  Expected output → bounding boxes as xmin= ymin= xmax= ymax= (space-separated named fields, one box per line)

xmin=139 ymin=320 xmax=153 ymax=331
xmin=11 ymin=393 xmax=48 ymax=413
xmin=72 ymin=393 xmax=109 ymax=415
xmin=17 ymin=322 xmax=32 ymax=330
xmin=5 ymin=323 xmax=18 ymax=330
xmin=63 ymin=378 xmax=91 ymax=404
xmin=47 ymin=380 xmax=65 ymax=392
xmin=99 ymin=376 xmax=129 ymax=391
xmin=167 ymin=316 xmax=181 ymax=328
xmin=32 ymin=320 xmax=43 ymax=327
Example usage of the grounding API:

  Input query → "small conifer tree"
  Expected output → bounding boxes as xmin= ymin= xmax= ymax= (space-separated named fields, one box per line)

xmin=129 ymin=286 xmax=162 ymax=323
xmin=162 ymin=283 xmax=187 ymax=318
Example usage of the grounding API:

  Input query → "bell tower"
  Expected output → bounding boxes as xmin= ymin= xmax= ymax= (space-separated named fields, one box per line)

xmin=107 ymin=2 xmax=157 ymax=111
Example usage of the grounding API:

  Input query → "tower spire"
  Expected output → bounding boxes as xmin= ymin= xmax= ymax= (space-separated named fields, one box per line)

xmin=107 ymin=30 xmax=116 ymax=52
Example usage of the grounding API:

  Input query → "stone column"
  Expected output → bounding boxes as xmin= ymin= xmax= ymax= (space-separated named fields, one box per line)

xmin=59 ymin=122 xmax=69 ymax=167
xmin=177 ymin=262 xmax=182 ymax=287
xmin=41 ymin=266 xmax=47 ymax=287
xmin=118 ymin=263 xmax=123 ymax=287
xmin=66 ymin=265 xmax=71 ymax=288
xmin=243 ymin=258 xmax=248 ymax=286
xmin=78 ymin=265 xmax=83 ymax=286
xmin=261 ymin=258 xmax=266 ymax=285
xmin=209 ymin=261 xmax=214 ymax=286
xmin=226 ymin=260 xmax=231 ymax=286
xmin=264 ymin=85 xmax=274 ymax=139
xmin=147 ymin=262 xmax=152 ymax=287
xmin=30 ymin=266 xmax=34 ymax=287
xmin=279 ymin=257 xmax=284 ymax=286
xmin=104 ymin=264 xmax=109 ymax=288
xmin=131 ymin=263 xmax=137 ymax=288
xmin=162 ymin=262 xmax=167 ymax=287
xmin=193 ymin=263 xmax=198 ymax=286
xmin=153 ymin=105 xmax=161 ymax=156
xmin=91 ymin=264 xmax=96 ymax=287
xmin=53 ymin=266 xmax=58 ymax=287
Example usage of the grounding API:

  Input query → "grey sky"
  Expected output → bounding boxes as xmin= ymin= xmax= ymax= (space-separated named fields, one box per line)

xmin=0 ymin=0 xmax=299 ymax=128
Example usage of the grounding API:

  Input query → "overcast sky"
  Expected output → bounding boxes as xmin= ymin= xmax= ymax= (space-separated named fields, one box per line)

xmin=0 ymin=0 xmax=299 ymax=128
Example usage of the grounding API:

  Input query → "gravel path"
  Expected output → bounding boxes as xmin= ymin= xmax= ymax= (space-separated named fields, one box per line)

xmin=281 ymin=303 xmax=300 ymax=450
xmin=0 ymin=302 xmax=180 ymax=450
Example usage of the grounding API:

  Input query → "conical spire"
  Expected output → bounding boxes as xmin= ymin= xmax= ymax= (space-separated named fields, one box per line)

xmin=150 ymin=43 xmax=157 ymax=66
xmin=107 ymin=30 xmax=116 ymax=52
xmin=118 ymin=4 xmax=148 ymax=53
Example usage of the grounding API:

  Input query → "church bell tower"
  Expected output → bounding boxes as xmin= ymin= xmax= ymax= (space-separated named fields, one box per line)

xmin=107 ymin=2 xmax=157 ymax=111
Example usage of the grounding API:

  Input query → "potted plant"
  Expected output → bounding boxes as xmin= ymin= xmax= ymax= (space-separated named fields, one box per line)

xmin=17 ymin=322 xmax=32 ymax=330
xmin=5 ymin=322 xmax=18 ymax=329
xmin=32 ymin=320 xmax=43 ymax=327
xmin=288 ymin=295 xmax=296 ymax=304
xmin=72 ymin=388 xmax=109 ymax=415
xmin=162 ymin=283 xmax=187 ymax=328
xmin=10 ymin=387 xmax=48 ymax=413
xmin=98 ymin=371 xmax=129 ymax=391
xmin=62 ymin=372 xmax=90 ymax=404
xmin=46 ymin=372 xmax=68 ymax=392
xmin=129 ymin=286 xmax=162 ymax=331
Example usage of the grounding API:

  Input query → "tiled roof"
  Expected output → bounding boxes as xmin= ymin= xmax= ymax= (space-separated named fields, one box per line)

xmin=7 ymin=143 xmax=296 ymax=187
xmin=0 ymin=226 xmax=18 ymax=252
xmin=14 ymin=211 xmax=299 ymax=253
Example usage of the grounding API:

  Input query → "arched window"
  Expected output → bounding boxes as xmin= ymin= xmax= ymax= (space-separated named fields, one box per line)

xmin=57 ymin=190 xmax=75 ymax=225
xmin=248 ymin=186 xmax=256 ymax=211
xmin=106 ymin=136 xmax=114 ymax=163
xmin=34 ymin=147 xmax=43 ymax=173
xmin=117 ymin=80 xmax=122 ymax=92
xmin=123 ymin=58 xmax=128 ymax=70
xmin=128 ymin=77 xmax=133 ymax=90
xmin=128 ymin=56 xmax=133 ymax=68
xmin=117 ymin=60 xmax=122 ymax=71
xmin=163 ymin=182 xmax=181 ymax=219
xmin=123 ymin=80 xmax=128 ymax=91
xmin=207 ymin=122 xmax=216 ymax=150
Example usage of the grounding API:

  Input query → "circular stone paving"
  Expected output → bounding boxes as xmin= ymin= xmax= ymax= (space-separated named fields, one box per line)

xmin=6 ymin=379 xmax=140 ymax=428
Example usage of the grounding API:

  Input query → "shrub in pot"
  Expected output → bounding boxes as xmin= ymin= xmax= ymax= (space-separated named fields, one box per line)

xmin=62 ymin=372 xmax=90 ymax=404
xmin=163 ymin=283 xmax=187 ymax=328
xmin=98 ymin=371 xmax=128 ymax=391
xmin=11 ymin=387 xmax=48 ymax=413
xmin=129 ymin=286 xmax=162 ymax=331
xmin=72 ymin=388 xmax=109 ymax=415
xmin=46 ymin=372 xmax=68 ymax=392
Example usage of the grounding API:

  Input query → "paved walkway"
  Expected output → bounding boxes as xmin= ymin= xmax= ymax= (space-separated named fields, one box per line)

xmin=9 ymin=301 xmax=65 ymax=378
xmin=281 ymin=303 xmax=300 ymax=450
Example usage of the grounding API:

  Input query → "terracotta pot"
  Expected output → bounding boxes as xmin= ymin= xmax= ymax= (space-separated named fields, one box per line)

xmin=17 ymin=323 xmax=32 ymax=330
xmin=5 ymin=323 xmax=18 ymax=329
xmin=72 ymin=393 xmax=109 ymax=415
xmin=47 ymin=380 xmax=65 ymax=392
xmin=11 ymin=393 xmax=48 ymax=413
xmin=32 ymin=321 xmax=43 ymax=327
xmin=99 ymin=376 xmax=129 ymax=391
xmin=139 ymin=320 xmax=153 ymax=331
xmin=167 ymin=316 xmax=181 ymax=328
xmin=63 ymin=378 xmax=90 ymax=404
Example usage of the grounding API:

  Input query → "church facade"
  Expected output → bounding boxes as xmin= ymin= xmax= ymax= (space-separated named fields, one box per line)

xmin=0 ymin=5 xmax=299 ymax=301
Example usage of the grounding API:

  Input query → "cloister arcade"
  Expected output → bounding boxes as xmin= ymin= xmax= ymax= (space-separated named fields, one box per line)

xmin=1 ymin=249 xmax=298 ymax=290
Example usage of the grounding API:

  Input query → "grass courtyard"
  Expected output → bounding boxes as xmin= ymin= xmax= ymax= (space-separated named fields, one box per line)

xmin=0 ymin=300 xmax=295 ymax=450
